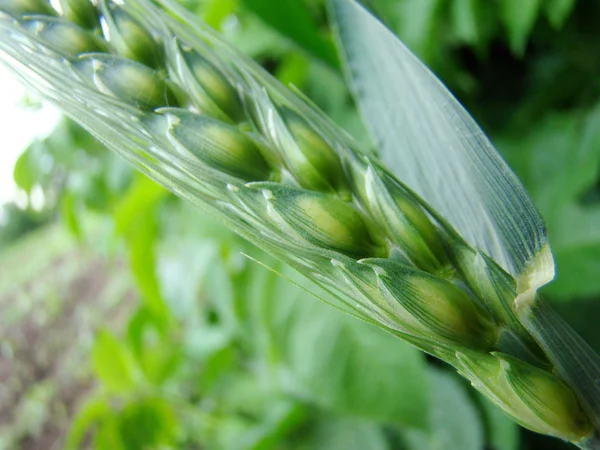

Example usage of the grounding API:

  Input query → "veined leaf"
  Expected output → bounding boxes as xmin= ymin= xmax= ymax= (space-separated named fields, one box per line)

xmin=240 ymin=0 xmax=339 ymax=68
xmin=329 ymin=0 xmax=553 ymax=292
xmin=517 ymin=297 xmax=600 ymax=431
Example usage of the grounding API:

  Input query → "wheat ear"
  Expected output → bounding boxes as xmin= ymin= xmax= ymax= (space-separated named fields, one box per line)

xmin=0 ymin=0 xmax=597 ymax=446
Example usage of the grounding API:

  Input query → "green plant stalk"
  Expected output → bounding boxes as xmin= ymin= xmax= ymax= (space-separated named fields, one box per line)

xmin=0 ymin=0 xmax=599 ymax=446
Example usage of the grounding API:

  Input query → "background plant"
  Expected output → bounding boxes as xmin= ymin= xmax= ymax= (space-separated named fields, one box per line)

xmin=0 ymin=0 xmax=597 ymax=450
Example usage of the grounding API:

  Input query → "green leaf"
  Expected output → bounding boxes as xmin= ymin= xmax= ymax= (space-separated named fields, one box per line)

xmin=403 ymin=369 xmax=484 ymax=450
xmin=303 ymin=60 xmax=370 ymax=145
xmin=266 ymin=267 xmax=429 ymax=428
xmin=479 ymin=394 xmax=520 ymax=450
xmin=127 ymin=211 xmax=170 ymax=319
xmin=371 ymin=0 xmax=444 ymax=63
xmin=224 ymin=12 xmax=290 ymax=58
xmin=93 ymin=416 xmax=126 ymax=450
xmin=232 ymin=400 xmax=307 ymax=450
xmin=197 ymin=344 xmax=237 ymax=392
xmin=37 ymin=117 xmax=77 ymax=164
xmin=126 ymin=306 xmax=181 ymax=384
xmin=240 ymin=0 xmax=340 ymax=68
xmin=330 ymin=0 xmax=553 ymax=289
xmin=302 ymin=417 xmax=389 ymax=450
xmin=204 ymin=253 xmax=240 ymax=330
xmin=117 ymin=398 xmax=177 ymax=448
xmin=60 ymin=193 xmax=82 ymax=239
xmin=127 ymin=305 xmax=160 ymax=358
xmin=549 ymin=223 xmax=600 ymax=298
xmin=12 ymin=119 xmax=81 ymax=198
xmin=114 ymin=176 xmax=170 ymax=320
xmin=275 ymin=52 xmax=309 ymax=88
xmin=499 ymin=0 xmax=542 ymax=55
xmin=451 ymin=0 xmax=480 ymax=46
xmin=155 ymin=204 xmax=225 ymax=319
xmin=13 ymin=147 xmax=36 ymax=194
xmin=202 ymin=0 xmax=238 ymax=29
xmin=113 ymin=173 xmax=168 ymax=236
xmin=91 ymin=330 xmax=138 ymax=393
xmin=544 ymin=0 xmax=576 ymax=29
xmin=65 ymin=397 xmax=111 ymax=450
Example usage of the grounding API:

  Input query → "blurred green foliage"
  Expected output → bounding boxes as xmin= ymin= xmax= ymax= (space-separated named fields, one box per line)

xmin=2 ymin=0 xmax=600 ymax=449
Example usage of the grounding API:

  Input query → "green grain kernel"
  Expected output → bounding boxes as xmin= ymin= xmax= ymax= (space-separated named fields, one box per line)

xmin=59 ymin=0 xmax=98 ymax=29
xmin=103 ymin=5 xmax=161 ymax=68
xmin=366 ymin=167 xmax=447 ymax=271
xmin=75 ymin=56 xmax=178 ymax=110
xmin=365 ymin=258 xmax=497 ymax=349
xmin=279 ymin=107 xmax=344 ymax=191
xmin=457 ymin=352 xmax=592 ymax=442
xmin=184 ymin=50 xmax=242 ymax=121
xmin=163 ymin=110 xmax=270 ymax=181
xmin=255 ymin=184 xmax=379 ymax=258
xmin=24 ymin=17 xmax=106 ymax=57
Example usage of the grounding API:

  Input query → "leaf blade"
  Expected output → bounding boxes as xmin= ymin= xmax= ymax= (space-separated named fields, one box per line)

xmin=544 ymin=0 xmax=576 ymax=29
xmin=516 ymin=297 xmax=600 ymax=431
xmin=240 ymin=0 xmax=339 ymax=68
xmin=371 ymin=0 xmax=444 ymax=63
xmin=330 ymin=0 xmax=553 ymax=289
xmin=91 ymin=330 xmax=138 ymax=393
xmin=403 ymin=369 xmax=485 ymax=450
xmin=499 ymin=0 xmax=542 ymax=55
